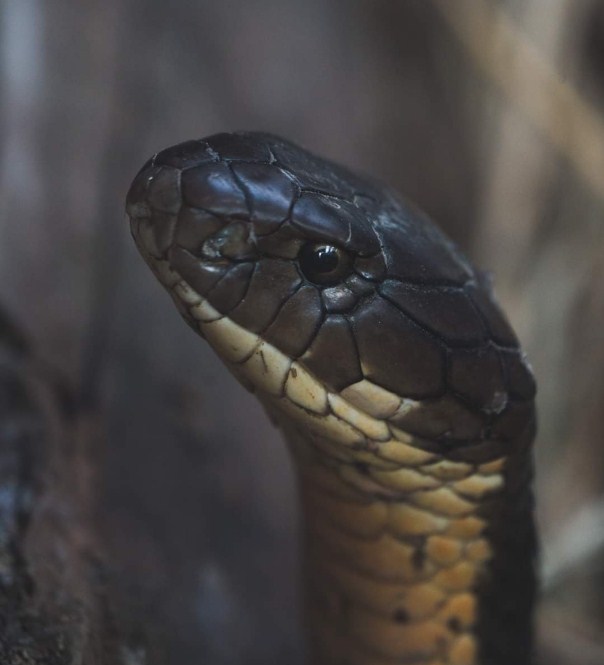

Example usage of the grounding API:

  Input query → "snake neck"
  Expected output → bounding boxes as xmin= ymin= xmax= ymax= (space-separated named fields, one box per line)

xmin=281 ymin=423 xmax=536 ymax=665
xmin=126 ymin=132 xmax=538 ymax=665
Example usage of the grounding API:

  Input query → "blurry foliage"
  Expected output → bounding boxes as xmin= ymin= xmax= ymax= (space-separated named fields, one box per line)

xmin=0 ymin=0 xmax=603 ymax=663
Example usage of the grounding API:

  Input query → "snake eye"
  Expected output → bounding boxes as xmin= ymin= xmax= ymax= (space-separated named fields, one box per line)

xmin=298 ymin=243 xmax=352 ymax=286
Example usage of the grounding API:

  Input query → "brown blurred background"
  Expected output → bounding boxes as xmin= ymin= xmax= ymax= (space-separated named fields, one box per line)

xmin=1 ymin=1 xmax=603 ymax=663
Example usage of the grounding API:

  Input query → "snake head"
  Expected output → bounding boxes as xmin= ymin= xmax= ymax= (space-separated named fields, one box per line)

xmin=127 ymin=132 xmax=536 ymax=465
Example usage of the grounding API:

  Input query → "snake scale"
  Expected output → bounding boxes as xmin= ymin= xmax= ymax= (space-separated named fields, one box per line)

xmin=126 ymin=132 xmax=537 ymax=665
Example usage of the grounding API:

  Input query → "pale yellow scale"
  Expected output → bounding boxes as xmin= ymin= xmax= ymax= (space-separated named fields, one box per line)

xmin=153 ymin=270 xmax=507 ymax=665
xmin=301 ymin=455 xmax=501 ymax=665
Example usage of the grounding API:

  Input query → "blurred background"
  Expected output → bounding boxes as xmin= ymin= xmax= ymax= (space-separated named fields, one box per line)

xmin=0 ymin=1 xmax=603 ymax=663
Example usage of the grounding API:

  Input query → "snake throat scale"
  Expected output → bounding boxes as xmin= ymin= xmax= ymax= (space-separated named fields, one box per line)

xmin=126 ymin=132 xmax=537 ymax=665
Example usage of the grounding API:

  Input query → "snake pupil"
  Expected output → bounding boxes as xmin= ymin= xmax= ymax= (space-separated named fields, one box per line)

xmin=298 ymin=243 xmax=351 ymax=285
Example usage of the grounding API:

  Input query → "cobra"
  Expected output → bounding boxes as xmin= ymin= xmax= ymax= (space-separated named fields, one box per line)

xmin=126 ymin=132 xmax=537 ymax=665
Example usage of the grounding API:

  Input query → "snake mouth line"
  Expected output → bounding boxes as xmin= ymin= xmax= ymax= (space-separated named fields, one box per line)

xmin=136 ymin=242 xmax=510 ymax=489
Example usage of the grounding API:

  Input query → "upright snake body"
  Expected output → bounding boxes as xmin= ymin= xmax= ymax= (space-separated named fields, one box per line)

xmin=126 ymin=132 xmax=537 ymax=665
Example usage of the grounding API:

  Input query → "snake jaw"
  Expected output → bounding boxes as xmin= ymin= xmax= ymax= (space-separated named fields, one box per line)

xmin=128 ymin=245 xmax=426 ymax=466
xmin=130 ymin=248 xmax=518 ymax=476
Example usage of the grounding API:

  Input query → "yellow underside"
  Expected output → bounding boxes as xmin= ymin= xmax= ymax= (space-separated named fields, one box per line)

xmin=286 ymin=425 xmax=505 ymax=665
xmin=140 ymin=252 xmax=507 ymax=665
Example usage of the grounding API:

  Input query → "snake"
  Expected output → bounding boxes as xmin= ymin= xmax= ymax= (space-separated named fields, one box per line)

xmin=125 ymin=132 xmax=537 ymax=665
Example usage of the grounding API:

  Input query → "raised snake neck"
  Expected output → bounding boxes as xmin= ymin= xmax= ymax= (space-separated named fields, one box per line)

xmin=126 ymin=131 xmax=537 ymax=665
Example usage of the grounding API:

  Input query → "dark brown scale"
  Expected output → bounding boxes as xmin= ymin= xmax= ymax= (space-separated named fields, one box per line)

xmin=263 ymin=285 xmax=323 ymax=358
xmin=181 ymin=162 xmax=250 ymax=217
xmin=154 ymin=139 xmax=216 ymax=169
xmin=255 ymin=222 xmax=303 ymax=259
xmin=467 ymin=282 xmax=519 ymax=347
xmin=390 ymin=394 xmax=483 ymax=441
xmin=231 ymin=162 xmax=296 ymax=228
xmin=146 ymin=166 xmax=182 ymax=215
xmin=345 ymin=273 xmax=375 ymax=296
xmin=268 ymin=137 xmax=364 ymax=199
xmin=378 ymin=209 xmax=472 ymax=285
xmin=354 ymin=253 xmax=387 ymax=280
xmin=150 ymin=211 xmax=178 ymax=256
xmin=351 ymin=295 xmax=445 ymax=399
xmin=489 ymin=402 xmax=536 ymax=440
xmin=229 ymin=259 xmax=301 ymax=333
xmin=126 ymin=163 xmax=157 ymax=215
xmin=302 ymin=316 xmax=362 ymax=390
xmin=476 ymin=440 xmax=536 ymax=664
xmin=291 ymin=193 xmax=380 ymax=255
xmin=500 ymin=349 xmax=537 ymax=401
xmin=205 ymin=263 xmax=255 ymax=313
xmin=447 ymin=346 xmax=507 ymax=412
xmin=321 ymin=286 xmax=358 ymax=313
xmin=379 ymin=281 xmax=488 ymax=346
xmin=204 ymin=131 xmax=274 ymax=163
xmin=446 ymin=439 xmax=511 ymax=464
